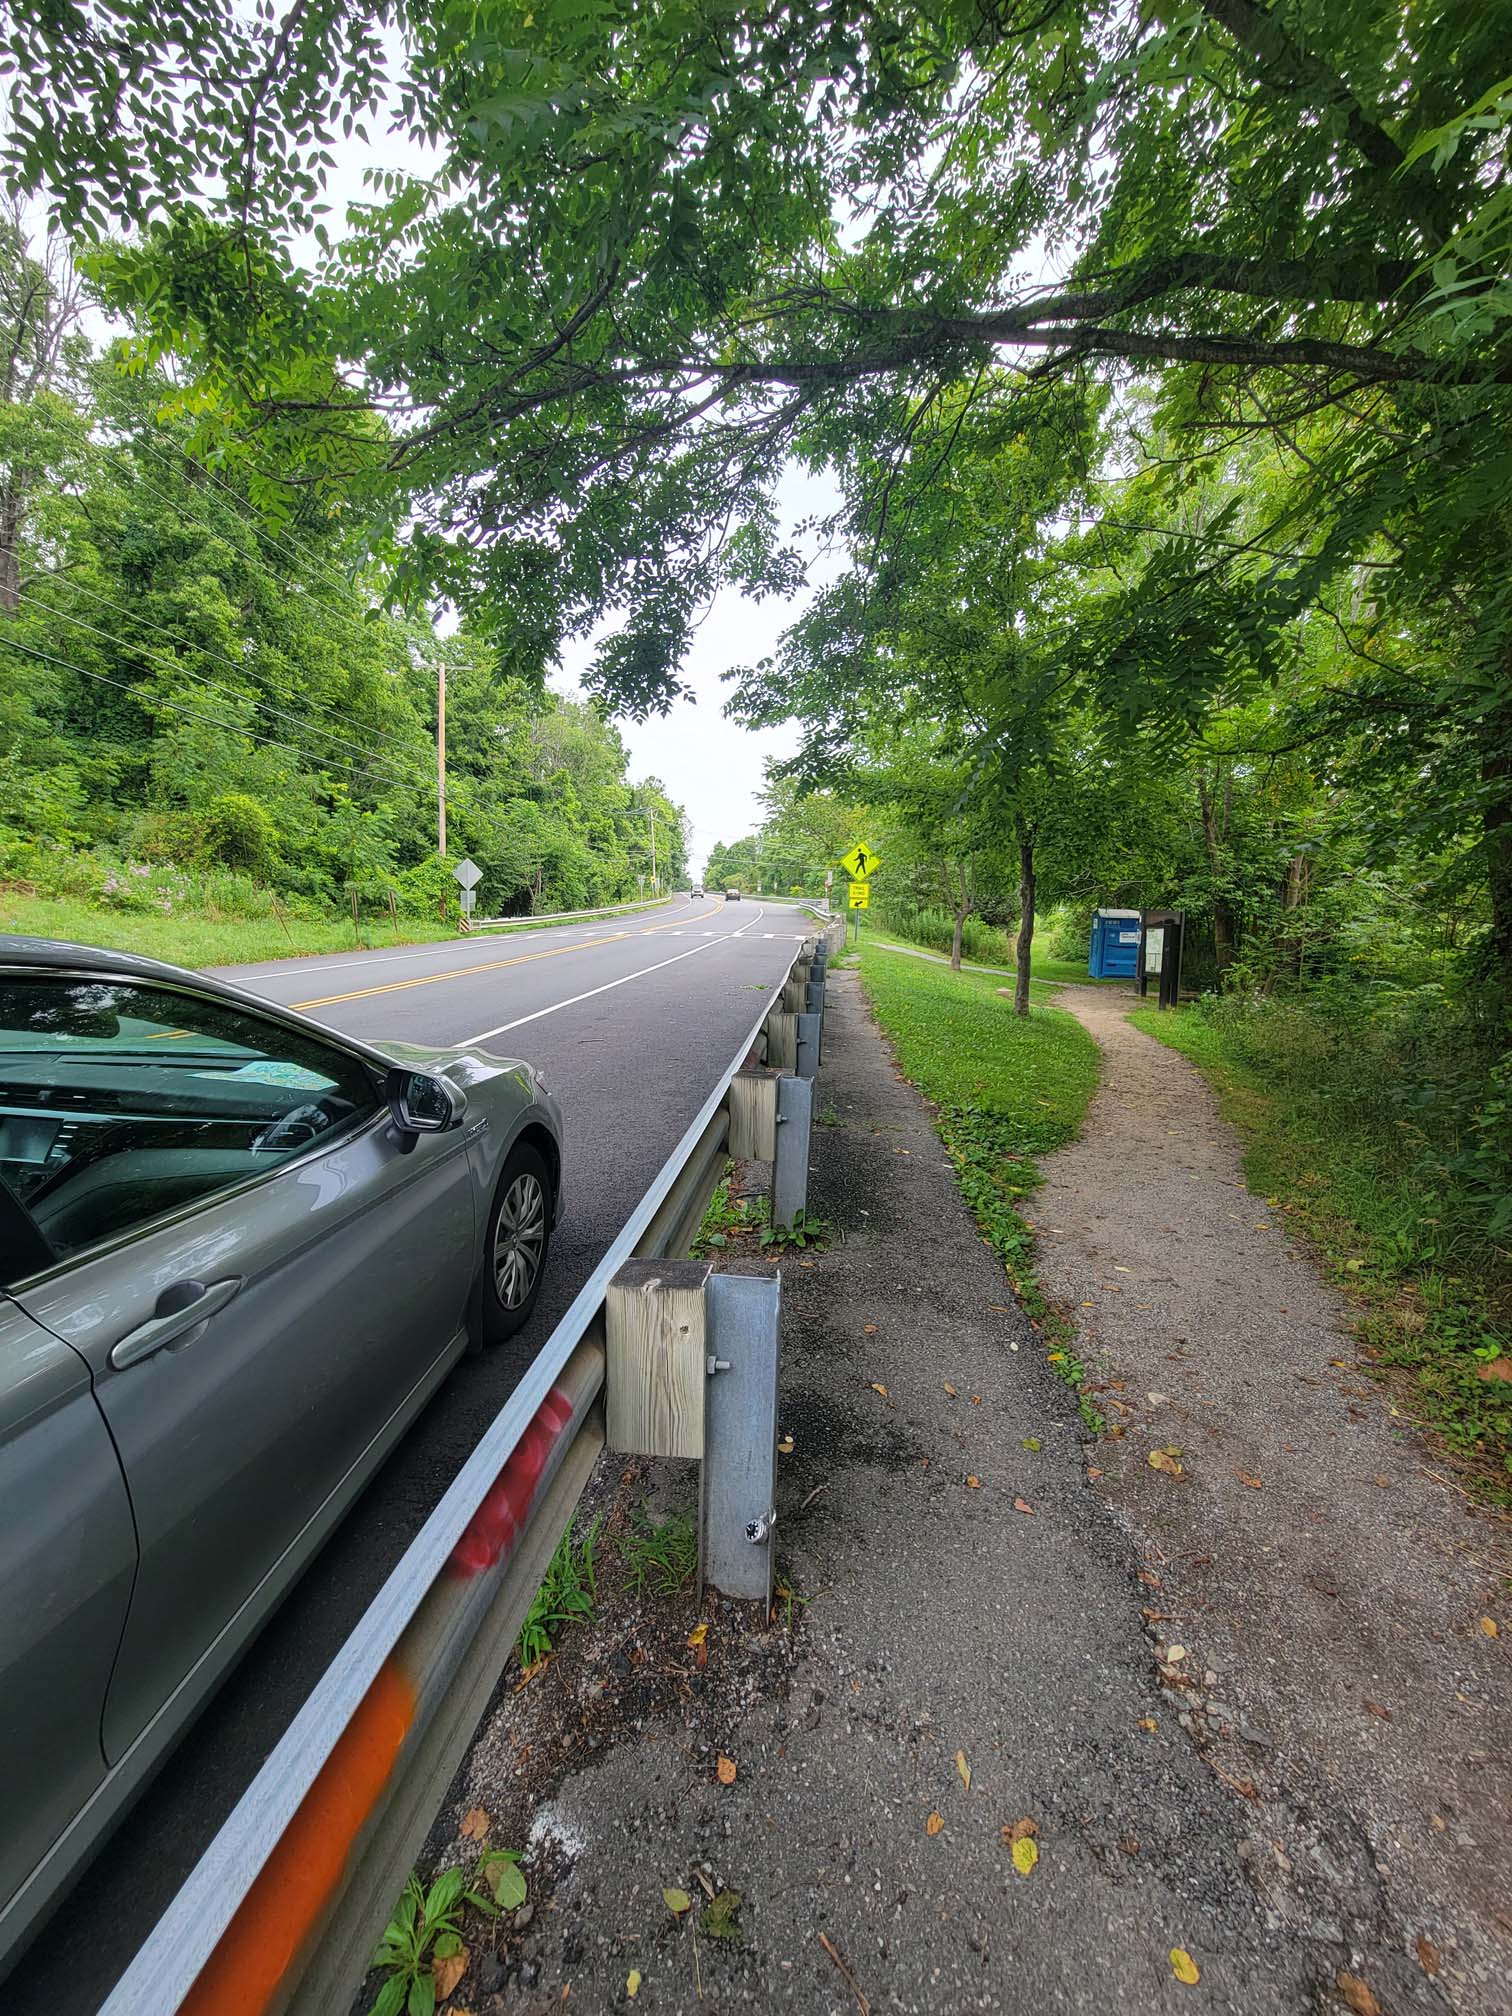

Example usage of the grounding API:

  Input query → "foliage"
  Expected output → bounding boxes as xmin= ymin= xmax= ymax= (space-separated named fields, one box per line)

xmin=618 ymin=1508 xmax=697 ymax=1597
xmin=691 ymin=1173 xmax=769 ymax=1257
xmin=517 ymin=1516 xmax=601 ymax=1667
xmin=759 ymin=1208 xmax=830 ymax=1252
xmin=369 ymin=1852 xmax=522 ymax=2016
xmin=1133 ymin=996 xmax=1512 ymax=1491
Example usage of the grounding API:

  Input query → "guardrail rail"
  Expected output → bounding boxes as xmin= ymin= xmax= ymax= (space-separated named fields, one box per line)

xmin=100 ymin=925 xmax=836 ymax=2016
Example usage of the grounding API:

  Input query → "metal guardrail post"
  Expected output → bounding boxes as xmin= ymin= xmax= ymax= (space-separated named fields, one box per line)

xmin=699 ymin=1273 xmax=781 ymax=1605
xmin=772 ymin=1072 xmax=813 ymax=1227
xmin=795 ymin=1010 xmax=821 ymax=1079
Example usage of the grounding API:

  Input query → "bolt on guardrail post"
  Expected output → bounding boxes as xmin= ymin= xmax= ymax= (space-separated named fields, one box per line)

xmin=772 ymin=1072 xmax=813 ymax=1228
xmin=699 ymin=1272 xmax=782 ymax=1604
xmin=795 ymin=1010 xmax=821 ymax=1079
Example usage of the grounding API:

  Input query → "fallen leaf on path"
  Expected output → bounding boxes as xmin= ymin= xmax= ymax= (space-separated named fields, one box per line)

xmin=1476 ymin=1355 xmax=1512 ymax=1383
xmin=687 ymin=1622 xmax=708 ymax=1649
xmin=863 ymin=1323 xmax=877 ymax=1335
xmin=1336 ymin=1971 xmax=1382 ymax=2016
xmin=1013 ymin=1497 xmax=1035 ymax=1515
xmin=798 ymin=1258 xmax=815 ymax=1268
xmin=1002 ymin=1817 xmax=1038 ymax=1844
xmin=925 ymin=1810 xmax=944 ymax=1836
xmin=663 ymin=1887 xmax=692 ymax=1915
xmin=1114 ymin=1265 xmax=1132 ymax=1273
xmin=869 ymin=1382 xmax=890 ymax=1399
xmin=956 ymin=1750 xmax=971 ymax=1789
xmin=1363 ymin=1700 xmax=1392 ymax=1721
xmin=776 ymin=1435 xmax=794 ymax=1454
xmin=1170 ymin=1949 xmax=1200 ymax=1986
xmin=433 ymin=1943 xmax=469 ymax=2000
xmin=970 ymin=1394 xmax=983 ymax=1405
xmin=716 ymin=1756 xmax=737 ymax=1785
xmin=1480 ymin=1616 xmax=1499 ymax=1638
xmin=1138 ymin=1571 xmax=1161 ymax=1588
xmin=944 ymin=1383 xmax=958 ymax=1396
xmin=1374 ymin=1475 xmax=1392 ymax=1488
xmin=1021 ymin=1436 xmax=1040 ymax=1450
xmin=459 ymin=1806 xmax=489 ymax=1841
xmin=1415 ymin=1935 xmax=1441 ymax=1976
xmin=702 ymin=1890 xmax=742 ymax=1940
xmin=626 ymin=1970 xmax=643 ymax=1998
xmin=1236 ymin=1471 xmax=1264 ymax=1489
xmin=1165 ymin=1644 xmax=1188 ymax=1663
xmin=1147 ymin=1449 xmax=1184 ymax=1477
xmin=966 ymin=1475 xmax=982 ymax=1489
xmin=1138 ymin=1718 xmax=1157 ymax=1732
xmin=1011 ymin=1836 xmax=1039 ymax=1877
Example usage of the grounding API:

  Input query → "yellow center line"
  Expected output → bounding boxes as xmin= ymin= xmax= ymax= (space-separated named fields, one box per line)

xmin=290 ymin=905 xmax=725 ymax=1012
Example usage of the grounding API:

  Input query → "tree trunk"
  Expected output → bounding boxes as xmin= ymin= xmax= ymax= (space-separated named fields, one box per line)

xmin=1014 ymin=832 xmax=1036 ymax=1018
xmin=1197 ymin=772 xmax=1237 ymax=977
xmin=950 ymin=903 xmax=965 ymax=971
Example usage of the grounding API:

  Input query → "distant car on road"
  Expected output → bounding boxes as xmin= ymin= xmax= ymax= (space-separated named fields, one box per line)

xmin=0 ymin=935 xmax=563 ymax=1971
xmin=725 ymin=887 xmax=741 ymax=900
xmin=690 ymin=885 xmax=704 ymax=897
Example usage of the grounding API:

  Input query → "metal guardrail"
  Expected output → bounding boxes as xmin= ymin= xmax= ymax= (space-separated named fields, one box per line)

xmin=100 ymin=927 xmax=834 ymax=2016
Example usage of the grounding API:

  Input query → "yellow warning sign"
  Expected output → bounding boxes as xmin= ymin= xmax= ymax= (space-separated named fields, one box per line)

xmin=847 ymin=880 xmax=871 ymax=909
xmin=839 ymin=841 xmax=881 ymax=880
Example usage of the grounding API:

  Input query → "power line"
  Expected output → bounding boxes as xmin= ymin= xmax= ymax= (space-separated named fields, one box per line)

xmin=6 ymin=566 xmax=424 ymax=782
xmin=43 ymin=405 xmax=394 ymax=655
xmin=1 ymin=633 xmax=431 ymax=792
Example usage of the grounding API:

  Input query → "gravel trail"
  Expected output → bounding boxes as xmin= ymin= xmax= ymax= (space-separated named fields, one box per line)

xmin=1034 ymin=984 xmax=1512 ymax=2016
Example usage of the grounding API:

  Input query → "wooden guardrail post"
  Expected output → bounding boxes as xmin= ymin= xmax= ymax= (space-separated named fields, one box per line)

xmin=606 ymin=1259 xmax=713 ymax=1458
xmin=764 ymin=1008 xmax=797 ymax=1069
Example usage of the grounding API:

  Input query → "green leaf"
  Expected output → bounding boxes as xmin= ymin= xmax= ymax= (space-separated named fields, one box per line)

xmin=406 ymin=1974 xmax=436 ymax=2016
xmin=663 ymin=1886 xmax=693 ymax=1915
xmin=369 ymin=1974 xmax=408 ymax=2016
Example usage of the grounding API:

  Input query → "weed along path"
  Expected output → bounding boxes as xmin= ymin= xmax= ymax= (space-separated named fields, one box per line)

xmin=1034 ymin=983 xmax=1512 ymax=2016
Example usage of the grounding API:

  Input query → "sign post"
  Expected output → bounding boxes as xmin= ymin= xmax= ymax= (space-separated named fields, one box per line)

xmin=452 ymin=856 xmax=482 ymax=931
xmin=1138 ymin=908 xmax=1186 ymax=1010
xmin=839 ymin=841 xmax=880 ymax=945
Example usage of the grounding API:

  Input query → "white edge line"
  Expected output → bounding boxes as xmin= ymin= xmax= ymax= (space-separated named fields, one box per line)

xmin=101 ymin=906 xmax=801 ymax=2016
xmin=456 ymin=906 xmax=767 ymax=1044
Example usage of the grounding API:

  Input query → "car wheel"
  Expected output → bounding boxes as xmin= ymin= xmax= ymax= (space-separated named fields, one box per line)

xmin=471 ymin=1142 xmax=553 ymax=1347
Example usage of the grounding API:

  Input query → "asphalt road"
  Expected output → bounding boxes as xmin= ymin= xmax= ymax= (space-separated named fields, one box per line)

xmin=15 ymin=892 xmax=817 ymax=2016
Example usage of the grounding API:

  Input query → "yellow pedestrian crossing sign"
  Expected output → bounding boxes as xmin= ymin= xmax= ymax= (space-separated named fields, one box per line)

xmin=839 ymin=841 xmax=880 ymax=880
xmin=847 ymin=880 xmax=870 ymax=909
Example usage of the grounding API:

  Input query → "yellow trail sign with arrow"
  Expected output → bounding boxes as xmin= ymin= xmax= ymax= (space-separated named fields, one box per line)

xmin=847 ymin=881 xmax=870 ymax=909
xmin=840 ymin=841 xmax=880 ymax=879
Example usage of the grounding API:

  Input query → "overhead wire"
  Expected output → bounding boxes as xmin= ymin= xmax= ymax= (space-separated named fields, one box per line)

xmin=3 ymin=562 xmax=426 ymax=782
xmin=1 ymin=633 xmax=432 ymax=793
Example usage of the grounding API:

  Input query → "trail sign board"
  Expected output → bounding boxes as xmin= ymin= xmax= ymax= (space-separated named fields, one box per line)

xmin=847 ymin=880 xmax=870 ymax=909
xmin=452 ymin=857 xmax=482 ymax=891
xmin=839 ymin=841 xmax=880 ymax=880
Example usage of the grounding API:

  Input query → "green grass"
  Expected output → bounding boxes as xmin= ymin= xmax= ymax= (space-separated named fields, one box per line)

xmin=0 ymin=889 xmax=672 ymax=969
xmin=1029 ymin=951 xmax=1131 ymax=987
xmin=856 ymin=941 xmax=1104 ymax=1423
xmin=1131 ymin=1004 xmax=1512 ymax=1498
xmin=618 ymin=1507 xmax=698 ymax=1596
xmin=517 ymin=1515 xmax=601 ymax=1666
xmin=690 ymin=1169 xmax=770 ymax=1256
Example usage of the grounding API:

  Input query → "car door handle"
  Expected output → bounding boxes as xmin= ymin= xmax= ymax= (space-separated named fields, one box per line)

xmin=109 ymin=1277 xmax=243 ymax=1370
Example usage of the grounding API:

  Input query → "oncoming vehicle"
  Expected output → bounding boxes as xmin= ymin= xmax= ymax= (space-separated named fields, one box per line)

xmin=0 ymin=935 xmax=563 ymax=1972
xmin=690 ymin=885 xmax=704 ymax=898
xmin=725 ymin=887 xmax=741 ymax=900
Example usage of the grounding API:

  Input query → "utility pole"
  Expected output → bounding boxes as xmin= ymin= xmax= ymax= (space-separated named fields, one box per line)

xmin=650 ymin=803 xmax=658 ymax=893
xmin=436 ymin=658 xmax=448 ymax=857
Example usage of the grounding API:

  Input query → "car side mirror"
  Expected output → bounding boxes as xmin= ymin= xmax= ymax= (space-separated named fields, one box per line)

xmin=385 ymin=1067 xmax=467 ymax=1149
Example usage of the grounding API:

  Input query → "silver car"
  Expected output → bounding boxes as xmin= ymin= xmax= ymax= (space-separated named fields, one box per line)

xmin=0 ymin=935 xmax=563 ymax=1971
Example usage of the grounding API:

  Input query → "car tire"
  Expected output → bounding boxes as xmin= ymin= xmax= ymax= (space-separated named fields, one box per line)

xmin=470 ymin=1141 xmax=554 ymax=1348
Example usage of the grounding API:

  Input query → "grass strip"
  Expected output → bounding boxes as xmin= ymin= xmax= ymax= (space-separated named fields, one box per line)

xmin=855 ymin=942 xmax=1104 ymax=1426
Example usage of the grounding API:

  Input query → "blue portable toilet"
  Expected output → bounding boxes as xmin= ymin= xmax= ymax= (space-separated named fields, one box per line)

xmin=1089 ymin=908 xmax=1142 ymax=978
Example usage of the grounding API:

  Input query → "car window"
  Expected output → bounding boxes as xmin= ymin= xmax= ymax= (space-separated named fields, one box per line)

xmin=0 ymin=974 xmax=380 ymax=1269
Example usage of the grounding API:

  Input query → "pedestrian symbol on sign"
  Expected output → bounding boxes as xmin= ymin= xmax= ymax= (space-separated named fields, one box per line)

xmin=839 ymin=841 xmax=881 ymax=880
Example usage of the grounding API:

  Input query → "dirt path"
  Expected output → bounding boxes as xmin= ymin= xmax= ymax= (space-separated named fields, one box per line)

xmin=1035 ymin=984 xmax=1512 ymax=2016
